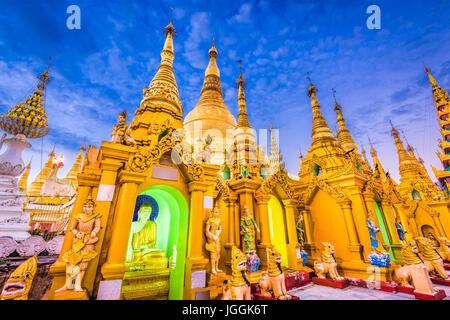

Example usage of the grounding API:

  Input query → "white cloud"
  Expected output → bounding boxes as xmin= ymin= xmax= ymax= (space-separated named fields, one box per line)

xmin=228 ymin=4 xmax=253 ymax=24
xmin=183 ymin=12 xmax=211 ymax=70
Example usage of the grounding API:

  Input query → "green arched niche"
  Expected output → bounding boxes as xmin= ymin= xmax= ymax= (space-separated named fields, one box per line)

xmin=127 ymin=185 xmax=188 ymax=300
xmin=411 ymin=189 xmax=422 ymax=200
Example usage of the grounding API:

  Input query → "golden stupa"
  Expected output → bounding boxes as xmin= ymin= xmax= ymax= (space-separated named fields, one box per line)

xmin=184 ymin=40 xmax=237 ymax=164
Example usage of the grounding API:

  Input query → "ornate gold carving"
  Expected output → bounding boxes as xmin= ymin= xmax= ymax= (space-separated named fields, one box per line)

xmin=304 ymin=176 xmax=348 ymax=205
xmin=128 ymin=127 xmax=182 ymax=173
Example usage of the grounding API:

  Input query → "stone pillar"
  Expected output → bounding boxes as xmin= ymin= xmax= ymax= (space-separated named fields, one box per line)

xmin=339 ymin=200 xmax=364 ymax=262
xmin=431 ymin=212 xmax=446 ymax=237
xmin=184 ymin=163 xmax=219 ymax=299
xmin=282 ymin=199 xmax=302 ymax=270
xmin=223 ymin=195 xmax=237 ymax=272
xmin=188 ymin=181 xmax=210 ymax=272
xmin=301 ymin=207 xmax=316 ymax=258
xmin=254 ymin=193 xmax=272 ymax=269
xmin=407 ymin=213 xmax=420 ymax=237
xmin=101 ymin=170 xmax=146 ymax=280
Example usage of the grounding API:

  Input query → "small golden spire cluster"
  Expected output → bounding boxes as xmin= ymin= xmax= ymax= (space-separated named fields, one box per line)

xmin=0 ymin=61 xmax=51 ymax=138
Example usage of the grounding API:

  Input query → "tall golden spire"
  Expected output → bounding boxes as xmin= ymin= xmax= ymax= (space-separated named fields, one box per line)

xmin=332 ymin=89 xmax=358 ymax=153
xmin=184 ymin=39 xmax=236 ymax=150
xmin=236 ymin=60 xmax=251 ymax=129
xmin=19 ymin=159 xmax=32 ymax=192
xmin=369 ymin=137 xmax=387 ymax=178
xmin=0 ymin=58 xmax=52 ymax=138
xmin=27 ymin=147 xmax=55 ymax=197
xmin=147 ymin=18 xmax=181 ymax=111
xmin=390 ymin=121 xmax=422 ymax=180
xmin=64 ymin=142 xmax=85 ymax=188
xmin=129 ymin=18 xmax=183 ymax=145
xmin=307 ymin=75 xmax=335 ymax=147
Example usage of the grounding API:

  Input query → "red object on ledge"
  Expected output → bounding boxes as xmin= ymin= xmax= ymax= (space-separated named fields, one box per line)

xmin=378 ymin=281 xmax=398 ymax=293
xmin=312 ymin=277 xmax=349 ymax=289
xmin=431 ymin=277 xmax=450 ymax=286
xmin=285 ymin=270 xmax=311 ymax=290
xmin=414 ymin=289 xmax=446 ymax=300
xmin=253 ymin=293 xmax=300 ymax=300
xmin=397 ymin=285 xmax=415 ymax=294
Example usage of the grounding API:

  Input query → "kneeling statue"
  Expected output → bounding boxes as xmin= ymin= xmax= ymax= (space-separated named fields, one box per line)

xmin=314 ymin=242 xmax=344 ymax=280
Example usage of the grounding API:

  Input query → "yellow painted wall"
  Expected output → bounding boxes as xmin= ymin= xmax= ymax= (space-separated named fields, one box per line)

xmin=268 ymin=195 xmax=288 ymax=268
xmin=309 ymin=189 xmax=350 ymax=262
xmin=415 ymin=207 xmax=437 ymax=237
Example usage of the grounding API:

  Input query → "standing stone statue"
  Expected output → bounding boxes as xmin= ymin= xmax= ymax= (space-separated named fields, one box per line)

xmin=205 ymin=206 xmax=222 ymax=274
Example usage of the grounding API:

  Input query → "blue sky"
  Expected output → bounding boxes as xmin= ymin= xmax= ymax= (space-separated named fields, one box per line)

xmin=0 ymin=0 xmax=449 ymax=183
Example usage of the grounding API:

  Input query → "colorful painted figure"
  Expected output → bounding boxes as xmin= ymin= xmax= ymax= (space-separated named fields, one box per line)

xmin=56 ymin=195 xmax=101 ymax=292
xmin=205 ymin=206 xmax=223 ymax=274
xmin=366 ymin=211 xmax=390 ymax=267
xmin=240 ymin=205 xmax=260 ymax=254
xmin=395 ymin=216 xmax=407 ymax=241
xmin=295 ymin=214 xmax=305 ymax=249
xmin=366 ymin=211 xmax=381 ymax=251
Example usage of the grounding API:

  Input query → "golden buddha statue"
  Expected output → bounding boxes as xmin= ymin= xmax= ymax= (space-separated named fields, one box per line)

xmin=128 ymin=202 xmax=168 ymax=271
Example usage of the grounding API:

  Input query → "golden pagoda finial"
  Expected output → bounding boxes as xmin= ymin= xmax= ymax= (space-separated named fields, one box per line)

xmin=164 ymin=7 xmax=176 ymax=38
xmin=307 ymin=74 xmax=335 ymax=147
xmin=236 ymin=60 xmax=251 ymax=129
xmin=37 ymin=55 xmax=53 ymax=90
xmin=0 ymin=59 xmax=51 ymax=139
xmin=424 ymin=63 xmax=437 ymax=88
xmin=205 ymin=39 xmax=220 ymax=77
xmin=235 ymin=59 xmax=247 ymax=89
xmin=368 ymin=136 xmax=377 ymax=157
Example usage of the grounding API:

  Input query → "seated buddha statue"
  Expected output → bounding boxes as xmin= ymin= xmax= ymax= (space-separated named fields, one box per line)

xmin=128 ymin=202 xmax=168 ymax=271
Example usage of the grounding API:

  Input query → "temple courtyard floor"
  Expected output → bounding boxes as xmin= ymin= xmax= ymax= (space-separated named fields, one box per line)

xmin=288 ymin=282 xmax=450 ymax=300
